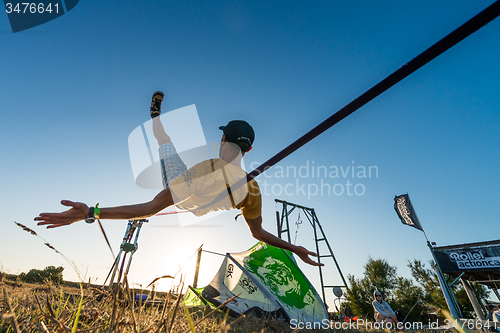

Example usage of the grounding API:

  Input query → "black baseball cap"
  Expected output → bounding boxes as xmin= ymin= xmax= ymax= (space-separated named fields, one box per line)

xmin=219 ymin=120 xmax=255 ymax=152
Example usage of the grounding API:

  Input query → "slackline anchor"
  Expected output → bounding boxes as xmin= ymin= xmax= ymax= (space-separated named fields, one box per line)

xmin=276 ymin=199 xmax=348 ymax=311
xmin=103 ymin=219 xmax=148 ymax=289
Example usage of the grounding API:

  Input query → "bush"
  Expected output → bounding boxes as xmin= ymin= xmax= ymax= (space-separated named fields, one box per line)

xmin=19 ymin=265 xmax=64 ymax=284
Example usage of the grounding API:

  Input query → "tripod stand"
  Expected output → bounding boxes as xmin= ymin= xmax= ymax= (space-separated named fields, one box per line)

xmin=103 ymin=219 xmax=148 ymax=288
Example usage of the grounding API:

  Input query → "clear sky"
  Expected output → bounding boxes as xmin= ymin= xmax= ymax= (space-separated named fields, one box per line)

xmin=1 ymin=0 xmax=499 ymax=308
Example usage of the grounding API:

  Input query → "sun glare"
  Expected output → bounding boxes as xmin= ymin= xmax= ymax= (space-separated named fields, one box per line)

xmin=154 ymin=243 xmax=203 ymax=292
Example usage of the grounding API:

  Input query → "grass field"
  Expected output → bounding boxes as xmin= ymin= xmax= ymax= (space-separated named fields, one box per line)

xmin=0 ymin=277 xmax=304 ymax=333
xmin=2 ymin=278 xmax=482 ymax=333
xmin=2 ymin=225 xmax=485 ymax=332
xmin=2 ymin=222 xmax=306 ymax=332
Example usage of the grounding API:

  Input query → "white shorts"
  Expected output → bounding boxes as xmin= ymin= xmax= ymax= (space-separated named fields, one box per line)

xmin=158 ymin=143 xmax=187 ymax=189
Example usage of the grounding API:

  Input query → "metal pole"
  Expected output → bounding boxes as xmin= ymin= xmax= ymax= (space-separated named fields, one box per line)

xmin=284 ymin=204 xmax=291 ymax=243
xmin=449 ymin=272 xmax=465 ymax=287
xmin=275 ymin=199 xmax=314 ymax=211
xmin=427 ymin=240 xmax=462 ymax=318
xmin=314 ymin=211 xmax=348 ymax=289
xmin=193 ymin=246 xmax=203 ymax=288
xmin=124 ymin=220 xmax=147 ymax=277
xmin=461 ymin=278 xmax=485 ymax=320
xmin=107 ymin=220 xmax=134 ymax=285
xmin=433 ymin=265 xmax=461 ymax=318
xmin=105 ymin=219 xmax=148 ymax=288
xmin=276 ymin=211 xmax=281 ymax=238
xmin=117 ymin=221 xmax=141 ymax=285
xmin=281 ymin=203 xmax=287 ymax=240
xmin=311 ymin=210 xmax=327 ymax=306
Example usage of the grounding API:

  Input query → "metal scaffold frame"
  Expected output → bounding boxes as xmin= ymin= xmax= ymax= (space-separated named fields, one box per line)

xmin=275 ymin=199 xmax=348 ymax=309
xmin=103 ymin=219 xmax=148 ymax=288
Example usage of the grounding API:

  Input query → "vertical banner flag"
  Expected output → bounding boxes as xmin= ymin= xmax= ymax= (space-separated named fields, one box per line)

xmin=394 ymin=194 xmax=424 ymax=232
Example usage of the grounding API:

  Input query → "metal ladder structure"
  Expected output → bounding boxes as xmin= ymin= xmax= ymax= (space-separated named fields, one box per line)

xmin=103 ymin=219 xmax=148 ymax=288
xmin=275 ymin=199 xmax=348 ymax=309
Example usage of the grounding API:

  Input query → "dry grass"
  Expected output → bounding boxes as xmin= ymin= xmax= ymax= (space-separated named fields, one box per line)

xmin=0 ymin=279 xmax=306 ymax=333
xmin=0 ymin=279 xmax=443 ymax=333
xmin=4 ymin=222 xmax=426 ymax=332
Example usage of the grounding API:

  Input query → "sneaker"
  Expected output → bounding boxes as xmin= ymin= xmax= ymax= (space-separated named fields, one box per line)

xmin=150 ymin=91 xmax=164 ymax=118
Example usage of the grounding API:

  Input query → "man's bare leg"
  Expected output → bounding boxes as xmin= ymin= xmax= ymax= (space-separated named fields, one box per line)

xmin=149 ymin=91 xmax=186 ymax=189
xmin=153 ymin=116 xmax=172 ymax=146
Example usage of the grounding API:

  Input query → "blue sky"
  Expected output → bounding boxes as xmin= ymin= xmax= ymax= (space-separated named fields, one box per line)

xmin=1 ymin=0 xmax=499 ymax=307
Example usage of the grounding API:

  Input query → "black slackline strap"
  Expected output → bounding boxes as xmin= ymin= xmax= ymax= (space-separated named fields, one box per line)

xmin=200 ymin=1 xmax=500 ymax=212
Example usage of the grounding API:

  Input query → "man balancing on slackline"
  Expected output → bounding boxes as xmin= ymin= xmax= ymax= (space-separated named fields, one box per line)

xmin=35 ymin=91 xmax=322 ymax=267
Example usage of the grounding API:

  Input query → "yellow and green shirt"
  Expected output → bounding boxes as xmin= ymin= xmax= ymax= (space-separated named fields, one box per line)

xmin=169 ymin=159 xmax=262 ymax=219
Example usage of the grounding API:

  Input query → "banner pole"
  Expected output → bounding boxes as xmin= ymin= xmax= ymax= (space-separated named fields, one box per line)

xmin=425 ymin=238 xmax=463 ymax=318
xmin=396 ymin=194 xmax=463 ymax=318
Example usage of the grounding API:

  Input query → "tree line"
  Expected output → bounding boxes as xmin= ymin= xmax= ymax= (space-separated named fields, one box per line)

xmin=18 ymin=265 xmax=64 ymax=285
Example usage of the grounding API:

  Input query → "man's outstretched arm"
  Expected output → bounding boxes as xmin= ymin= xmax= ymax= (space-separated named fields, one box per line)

xmin=245 ymin=215 xmax=324 ymax=267
xmin=35 ymin=189 xmax=174 ymax=228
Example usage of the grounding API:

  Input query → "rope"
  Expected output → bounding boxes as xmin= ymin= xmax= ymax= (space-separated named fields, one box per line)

xmin=246 ymin=1 xmax=500 ymax=181
xmin=97 ymin=219 xmax=115 ymax=258
xmin=154 ymin=210 xmax=189 ymax=216
xmin=196 ymin=1 xmax=500 ymax=212
xmin=201 ymin=249 xmax=226 ymax=256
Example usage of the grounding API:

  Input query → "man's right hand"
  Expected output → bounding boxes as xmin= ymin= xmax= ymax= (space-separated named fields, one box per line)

xmin=35 ymin=200 xmax=88 ymax=229
xmin=294 ymin=246 xmax=324 ymax=267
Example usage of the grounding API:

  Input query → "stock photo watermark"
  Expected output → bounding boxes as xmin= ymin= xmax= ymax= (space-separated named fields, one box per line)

xmin=4 ymin=0 xmax=80 ymax=33
xmin=127 ymin=105 xmax=379 ymax=227
xmin=250 ymin=160 xmax=379 ymax=199
xmin=290 ymin=318 xmax=497 ymax=331
xmin=291 ymin=319 xmax=422 ymax=331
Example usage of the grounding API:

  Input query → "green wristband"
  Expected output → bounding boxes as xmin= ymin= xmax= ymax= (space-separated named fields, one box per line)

xmin=94 ymin=203 xmax=100 ymax=219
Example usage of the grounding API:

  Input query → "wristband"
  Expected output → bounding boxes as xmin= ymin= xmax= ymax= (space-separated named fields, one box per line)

xmin=94 ymin=203 xmax=100 ymax=219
